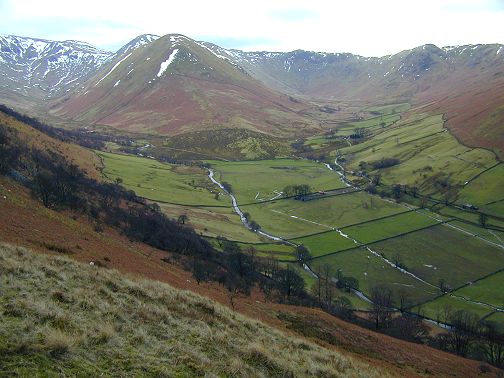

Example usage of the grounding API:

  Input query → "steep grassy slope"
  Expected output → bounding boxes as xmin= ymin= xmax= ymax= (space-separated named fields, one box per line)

xmin=0 ymin=243 xmax=387 ymax=377
xmin=0 ymin=109 xmax=103 ymax=180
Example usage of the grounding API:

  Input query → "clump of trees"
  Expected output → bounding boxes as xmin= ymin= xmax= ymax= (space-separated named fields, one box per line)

xmin=221 ymin=181 xmax=232 ymax=193
xmin=242 ymin=212 xmax=261 ymax=232
xmin=291 ymin=140 xmax=312 ymax=153
xmin=349 ymin=127 xmax=367 ymax=139
xmin=370 ymin=158 xmax=400 ymax=170
xmin=0 ymin=125 xmax=22 ymax=174
xmin=283 ymin=184 xmax=311 ymax=198
xmin=295 ymin=245 xmax=311 ymax=265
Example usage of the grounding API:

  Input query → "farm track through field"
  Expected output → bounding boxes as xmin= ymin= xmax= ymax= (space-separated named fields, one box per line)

xmin=443 ymin=220 xmax=504 ymax=250
xmin=380 ymin=193 xmax=504 ymax=250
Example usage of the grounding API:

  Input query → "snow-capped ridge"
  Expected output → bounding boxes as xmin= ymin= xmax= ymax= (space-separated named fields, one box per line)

xmin=0 ymin=34 xmax=114 ymax=97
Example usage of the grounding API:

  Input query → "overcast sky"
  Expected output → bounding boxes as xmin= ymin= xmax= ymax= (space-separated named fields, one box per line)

xmin=1 ymin=0 xmax=503 ymax=56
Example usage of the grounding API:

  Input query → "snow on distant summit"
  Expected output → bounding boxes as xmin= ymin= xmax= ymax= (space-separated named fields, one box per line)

xmin=0 ymin=34 xmax=114 ymax=98
xmin=0 ymin=34 xmax=164 ymax=100
xmin=116 ymin=34 xmax=159 ymax=55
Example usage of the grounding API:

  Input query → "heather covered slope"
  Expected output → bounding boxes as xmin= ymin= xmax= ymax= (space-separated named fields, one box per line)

xmin=0 ymin=243 xmax=387 ymax=377
xmin=50 ymin=34 xmax=318 ymax=138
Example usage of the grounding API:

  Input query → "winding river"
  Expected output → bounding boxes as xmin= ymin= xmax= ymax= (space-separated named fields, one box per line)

xmin=207 ymin=168 xmax=294 ymax=244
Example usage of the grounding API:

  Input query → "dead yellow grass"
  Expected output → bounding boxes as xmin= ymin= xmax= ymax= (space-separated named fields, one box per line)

xmin=0 ymin=242 xmax=391 ymax=377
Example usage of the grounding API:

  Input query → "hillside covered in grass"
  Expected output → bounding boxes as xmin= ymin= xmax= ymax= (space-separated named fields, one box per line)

xmin=0 ymin=243 xmax=388 ymax=377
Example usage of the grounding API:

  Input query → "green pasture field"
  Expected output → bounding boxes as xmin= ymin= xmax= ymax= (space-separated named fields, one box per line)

xmin=158 ymin=203 xmax=265 ymax=243
xmin=457 ymin=163 xmax=504 ymax=207
xmin=305 ymin=135 xmax=331 ymax=146
xmin=240 ymin=192 xmax=405 ymax=239
xmin=454 ymin=271 xmax=504 ymax=309
xmin=340 ymin=114 xmax=442 ymax=156
xmin=240 ymin=242 xmax=296 ymax=260
xmin=415 ymin=295 xmax=494 ymax=321
xmin=436 ymin=206 xmax=504 ymax=230
xmin=446 ymin=220 xmax=504 ymax=246
xmin=341 ymin=210 xmax=440 ymax=244
xmin=207 ymin=239 xmax=296 ymax=260
xmin=370 ymin=224 xmax=504 ymax=289
xmin=365 ymin=102 xmax=411 ymax=115
xmin=339 ymin=113 xmax=498 ymax=193
xmin=482 ymin=201 xmax=504 ymax=218
xmin=415 ymin=208 xmax=451 ymax=222
xmin=335 ymin=113 xmax=401 ymax=136
xmin=436 ymin=206 xmax=481 ymax=224
xmin=290 ymin=231 xmax=360 ymax=257
xmin=304 ymin=135 xmax=342 ymax=150
xmin=97 ymin=151 xmax=222 ymax=206
xmin=310 ymin=247 xmax=439 ymax=306
xmin=208 ymin=159 xmax=345 ymax=203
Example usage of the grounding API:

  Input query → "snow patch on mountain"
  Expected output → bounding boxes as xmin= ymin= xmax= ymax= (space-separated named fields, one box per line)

xmin=95 ymin=53 xmax=132 ymax=86
xmin=157 ymin=49 xmax=178 ymax=77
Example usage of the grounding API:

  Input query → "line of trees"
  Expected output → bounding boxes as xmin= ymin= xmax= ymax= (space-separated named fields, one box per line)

xmin=429 ymin=306 xmax=504 ymax=367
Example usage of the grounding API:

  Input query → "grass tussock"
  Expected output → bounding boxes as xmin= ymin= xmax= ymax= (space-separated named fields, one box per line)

xmin=0 ymin=243 xmax=390 ymax=377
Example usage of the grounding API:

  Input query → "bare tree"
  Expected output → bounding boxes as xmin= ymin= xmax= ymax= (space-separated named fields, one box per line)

xmin=397 ymin=288 xmax=411 ymax=313
xmin=370 ymin=284 xmax=394 ymax=329
xmin=439 ymin=310 xmax=480 ymax=357
xmin=322 ymin=264 xmax=334 ymax=306
xmin=479 ymin=321 xmax=504 ymax=368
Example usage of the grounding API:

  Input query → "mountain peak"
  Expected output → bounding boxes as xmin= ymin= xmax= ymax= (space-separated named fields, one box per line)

xmin=116 ymin=33 xmax=160 ymax=55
